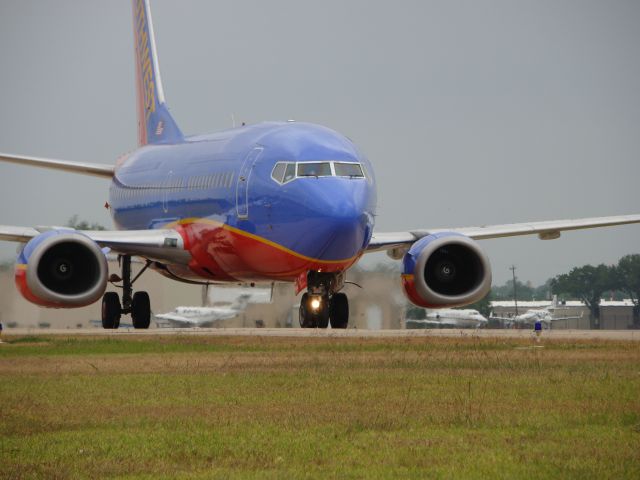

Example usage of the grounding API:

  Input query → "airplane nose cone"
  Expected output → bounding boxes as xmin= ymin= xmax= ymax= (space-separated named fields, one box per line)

xmin=302 ymin=181 xmax=373 ymax=261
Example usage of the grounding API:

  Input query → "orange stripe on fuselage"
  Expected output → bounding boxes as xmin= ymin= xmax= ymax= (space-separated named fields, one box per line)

xmin=168 ymin=218 xmax=361 ymax=282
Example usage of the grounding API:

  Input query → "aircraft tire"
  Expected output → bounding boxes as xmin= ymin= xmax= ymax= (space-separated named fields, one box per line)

xmin=131 ymin=291 xmax=151 ymax=329
xmin=315 ymin=300 xmax=330 ymax=329
xmin=329 ymin=293 xmax=349 ymax=329
xmin=102 ymin=292 xmax=121 ymax=329
xmin=299 ymin=293 xmax=314 ymax=327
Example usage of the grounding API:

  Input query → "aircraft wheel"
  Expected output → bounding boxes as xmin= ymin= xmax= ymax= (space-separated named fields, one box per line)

xmin=300 ymin=293 xmax=330 ymax=328
xmin=102 ymin=292 xmax=121 ymax=329
xmin=315 ymin=300 xmax=330 ymax=329
xmin=131 ymin=291 xmax=151 ymax=329
xmin=299 ymin=293 xmax=314 ymax=328
xmin=330 ymin=293 xmax=349 ymax=329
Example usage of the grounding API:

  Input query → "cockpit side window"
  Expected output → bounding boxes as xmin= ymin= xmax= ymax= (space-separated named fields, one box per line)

xmin=271 ymin=162 xmax=287 ymax=183
xmin=283 ymin=163 xmax=296 ymax=183
xmin=297 ymin=162 xmax=332 ymax=177
xmin=271 ymin=162 xmax=297 ymax=184
xmin=334 ymin=162 xmax=365 ymax=178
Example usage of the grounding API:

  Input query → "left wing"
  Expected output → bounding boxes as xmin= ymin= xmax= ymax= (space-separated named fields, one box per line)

xmin=0 ymin=226 xmax=190 ymax=265
xmin=368 ymin=214 xmax=640 ymax=254
xmin=0 ymin=152 xmax=115 ymax=178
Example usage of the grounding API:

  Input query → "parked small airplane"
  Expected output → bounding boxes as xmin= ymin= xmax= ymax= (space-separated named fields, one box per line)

xmin=490 ymin=298 xmax=582 ymax=329
xmin=406 ymin=309 xmax=488 ymax=329
xmin=1 ymin=0 xmax=639 ymax=330
xmin=155 ymin=295 xmax=252 ymax=328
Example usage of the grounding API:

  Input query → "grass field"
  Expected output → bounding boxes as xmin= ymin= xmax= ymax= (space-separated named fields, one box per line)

xmin=0 ymin=334 xmax=639 ymax=479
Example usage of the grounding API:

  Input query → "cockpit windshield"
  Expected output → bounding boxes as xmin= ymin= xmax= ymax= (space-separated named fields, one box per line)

xmin=271 ymin=161 xmax=366 ymax=185
xmin=334 ymin=162 xmax=364 ymax=178
xmin=297 ymin=162 xmax=332 ymax=177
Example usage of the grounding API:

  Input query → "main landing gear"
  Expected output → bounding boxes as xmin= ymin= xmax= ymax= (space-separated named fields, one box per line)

xmin=299 ymin=271 xmax=349 ymax=329
xmin=101 ymin=255 xmax=152 ymax=329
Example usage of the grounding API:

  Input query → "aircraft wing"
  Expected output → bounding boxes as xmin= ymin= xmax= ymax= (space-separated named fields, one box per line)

xmin=550 ymin=314 xmax=584 ymax=321
xmin=367 ymin=214 xmax=640 ymax=253
xmin=0 ymin=152 xmax=115 ymax=179
xmin=0 ymin=226 xmax=190 ymax=265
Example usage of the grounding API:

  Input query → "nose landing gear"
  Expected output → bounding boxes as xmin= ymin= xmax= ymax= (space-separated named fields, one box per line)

xmin=101 ymin=255 xmax=152 ymax=329
xmin=298 ymin=271 xmax=349 ymax=329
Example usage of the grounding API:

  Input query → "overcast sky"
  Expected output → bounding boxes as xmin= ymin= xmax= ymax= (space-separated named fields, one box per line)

xmin=0 ymin=0 xmax=639 ymax=285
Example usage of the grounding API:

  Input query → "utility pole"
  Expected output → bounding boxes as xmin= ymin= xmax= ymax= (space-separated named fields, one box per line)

xmin=510 ymin=265 xmax=519 ymax=316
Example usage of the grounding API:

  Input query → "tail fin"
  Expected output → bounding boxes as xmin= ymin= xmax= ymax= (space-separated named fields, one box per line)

xmin=132 ymin=0 xmax=183 ymax=145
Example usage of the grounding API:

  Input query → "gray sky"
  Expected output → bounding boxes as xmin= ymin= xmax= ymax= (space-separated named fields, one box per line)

xmin=0 ymin=0 xmax=639 ymax=285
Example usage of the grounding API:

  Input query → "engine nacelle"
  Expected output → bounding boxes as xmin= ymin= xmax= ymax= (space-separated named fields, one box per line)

xmin=401 ymin=232 xmax=491 ymax=308
xmin=15 ymin=230 xmax=108 ymax=308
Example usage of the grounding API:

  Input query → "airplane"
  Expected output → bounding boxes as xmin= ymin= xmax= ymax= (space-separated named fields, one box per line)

xmin=406 ymin=309 xmax=488 ymax=329
xmin=490 ymin=297 xmax=583 ymax=329
xmin=1 ymin=0 xmax=639 ymax=330
xmin=155 ymin=294 xmax=252 ymax=328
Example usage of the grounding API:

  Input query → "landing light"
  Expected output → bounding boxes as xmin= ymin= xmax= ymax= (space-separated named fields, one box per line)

xmin=310 ymin=297 xmax=321 ymax=311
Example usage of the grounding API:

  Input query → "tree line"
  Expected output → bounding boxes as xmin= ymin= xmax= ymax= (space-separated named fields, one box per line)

xmin=483 ymin=254 xmax=640 ymax=326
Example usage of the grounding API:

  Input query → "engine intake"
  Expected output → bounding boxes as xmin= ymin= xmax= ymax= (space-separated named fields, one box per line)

xmin=15 ymin=230 xmax=108 ymax=308
xmin=402 ymin=233 xmax=491 ymax=308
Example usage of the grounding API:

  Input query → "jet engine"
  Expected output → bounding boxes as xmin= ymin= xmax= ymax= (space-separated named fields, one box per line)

xmin=15 ymin=230 xmax=108 ymax=308
xmin=401 ymin=232 xmax=491 ymax=308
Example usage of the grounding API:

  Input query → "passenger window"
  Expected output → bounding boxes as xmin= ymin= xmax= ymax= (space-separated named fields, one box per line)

xmin=334 ymin=162 xmax=364 ymax=178
xmin=297 ymin=162 xmax=332 ymax=177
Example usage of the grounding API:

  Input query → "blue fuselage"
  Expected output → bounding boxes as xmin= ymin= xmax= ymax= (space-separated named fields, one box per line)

xmin=108 ymin=122 xmax=377 ymax=281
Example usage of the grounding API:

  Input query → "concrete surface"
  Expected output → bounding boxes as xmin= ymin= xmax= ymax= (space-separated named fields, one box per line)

xmin=2 ymin=328 xmax=639 ymax=341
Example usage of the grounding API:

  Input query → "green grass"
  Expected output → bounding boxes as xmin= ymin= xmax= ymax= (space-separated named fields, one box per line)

xmin=1 ymin=335 xmax=639 ymax=479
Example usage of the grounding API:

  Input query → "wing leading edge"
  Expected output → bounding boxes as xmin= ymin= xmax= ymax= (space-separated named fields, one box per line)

xmin=0 ymin=226 xmax=190 ymax=265
xmin=368 ymin=214 xmax=640 ymax=253
xmin=0 ymin=153 xmax=115 ymax=179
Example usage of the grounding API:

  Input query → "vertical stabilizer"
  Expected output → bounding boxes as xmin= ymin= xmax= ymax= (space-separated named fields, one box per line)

xmin=132 ymin=0 xmax=183 ymax=145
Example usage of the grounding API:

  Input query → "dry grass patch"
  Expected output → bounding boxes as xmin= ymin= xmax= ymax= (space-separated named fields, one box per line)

xmin=1 ymin=335 xmax=639 ymax=479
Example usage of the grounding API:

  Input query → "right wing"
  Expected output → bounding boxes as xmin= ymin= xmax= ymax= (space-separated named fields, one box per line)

xmin=0 ymin=152 xmax=115 ymax=179
xmin=368 ymin=214 xmax=640 ymax=254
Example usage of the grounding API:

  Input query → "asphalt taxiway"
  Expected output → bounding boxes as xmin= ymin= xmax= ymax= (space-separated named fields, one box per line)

xmin=2 ymin=328 xmax=639 ymax=341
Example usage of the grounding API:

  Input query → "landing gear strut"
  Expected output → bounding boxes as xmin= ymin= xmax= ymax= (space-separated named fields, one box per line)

xmin=298 ymin=271 xmax=349 ymax=329
xmin=101 ymin=255 xmax=152 ymax=329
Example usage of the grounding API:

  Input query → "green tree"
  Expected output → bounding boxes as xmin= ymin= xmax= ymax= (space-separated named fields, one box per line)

xmin=533 ymin=279 xmax=553 ymax=301
xmin=466 ymin=291 xmax=493 ymax=318
xmin=551 ymin=264 xmax=613 ymax=328
xmin=491 ymin=279 xmax=536 ymax=301
xmin=613 ymin=254 xmax=640 ymax=326
xmin=66 ymin=215 xmax=105 ymax=231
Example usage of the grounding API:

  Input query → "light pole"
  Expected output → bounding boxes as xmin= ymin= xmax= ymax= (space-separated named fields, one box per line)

xmin=510 ymin=265 xmax=519 ymax=317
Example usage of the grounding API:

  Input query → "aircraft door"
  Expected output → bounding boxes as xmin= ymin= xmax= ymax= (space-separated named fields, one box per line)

xmin=236 ymin=146 xmax=263 ymax=219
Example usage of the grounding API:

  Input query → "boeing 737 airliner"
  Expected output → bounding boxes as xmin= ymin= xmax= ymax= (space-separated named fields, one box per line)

xmin=1 ymin=0 xmax=639 ymax=329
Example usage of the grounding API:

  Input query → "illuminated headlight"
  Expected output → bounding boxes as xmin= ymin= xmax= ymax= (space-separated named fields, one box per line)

xmin=310 ymin=297 xmax=321 ymax=311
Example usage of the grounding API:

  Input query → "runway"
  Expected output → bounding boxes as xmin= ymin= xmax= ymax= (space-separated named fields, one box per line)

xmin=3 ymin=327 xmax=640 ymax=341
